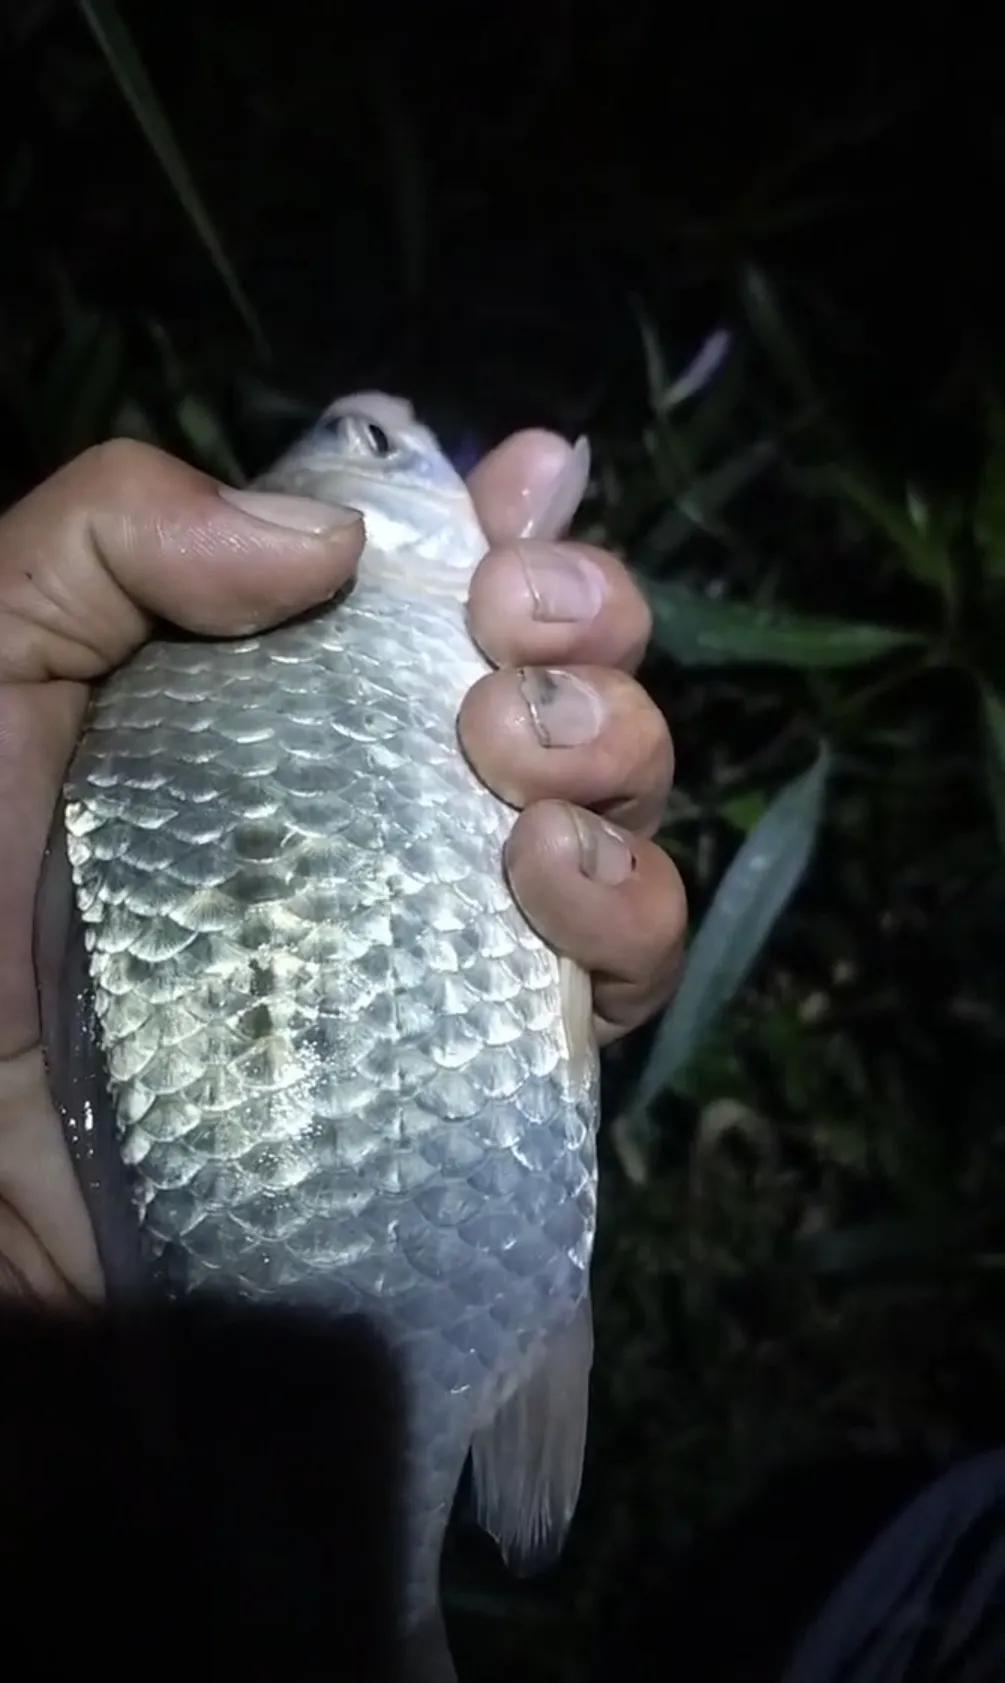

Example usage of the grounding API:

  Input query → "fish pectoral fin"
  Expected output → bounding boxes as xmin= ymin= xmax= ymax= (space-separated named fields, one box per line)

xmin=469 ymin=1295 xmax=593 ymax=1575
xmin=559 ymin=955 xmax=595 ymax=1091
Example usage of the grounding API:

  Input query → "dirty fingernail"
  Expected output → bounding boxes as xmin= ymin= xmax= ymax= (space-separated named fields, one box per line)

xmin=218 ymin=486 xmax=362 ymax=535
xmin=520 ymin=436 xmax=591 ymax=540
xmin=519 ymin=668 xmax=604 ymax=747
xmin=520 ymin=544 xmax=606 ymax=622
xmin=569 ymin=808 xmax=635 ymax=885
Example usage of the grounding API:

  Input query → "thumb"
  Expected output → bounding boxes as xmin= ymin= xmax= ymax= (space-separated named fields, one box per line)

xmin=0 ymin=437 xmax=365 ymax=683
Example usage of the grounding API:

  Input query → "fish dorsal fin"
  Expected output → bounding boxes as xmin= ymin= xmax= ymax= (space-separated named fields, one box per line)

xmin=469 ymin=1295 xmax=593 ymax=1574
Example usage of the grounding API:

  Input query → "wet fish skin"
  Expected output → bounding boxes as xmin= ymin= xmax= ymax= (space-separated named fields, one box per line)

xmin=47 ymin=395 xmax=600 ymax=1666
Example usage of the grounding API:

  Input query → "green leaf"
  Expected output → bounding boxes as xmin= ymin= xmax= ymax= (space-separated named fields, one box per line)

xmin=143 ymin=318 xmax=243 ymax=479
xmin=719 ymin=790 xmax=768 ymax=833
xmin=981 ymin=685 xmax=1005 ymax=852
xmin=679 ymin=339 xmax=749 ymax=464
xmin=34 ymin=293 xmax=123 ymax=459
xmin=645 ymin=580 xmax=923 ymax=669
xmin=78 ymin=0 xmax=267 ymax=356
xmin=175 ymin=394 xmax=244 ymax=483
xmin=110 ymin=398 xmax=160 ymax=445
xmin=632 ymin=307 xmax=736 ymax=496
xmin=60 ymin=315 xmax=123 ymax=457
xmin=663 ymin=328 xmax=733 ymax=410
xmin=740 ymin=265 xmax=819 ymax=407
xmin=632 ymin=747 xmax=832 ymax=1108
xmin=633 ymin=295 xmax=673 ymax=420
xmin=638 ymin=440 xmax=776 ymax=562
xmin=795 ymin=1216 xmax=974 ymax=1280
xmin=821 ymin=464 xmax=953 ymax=595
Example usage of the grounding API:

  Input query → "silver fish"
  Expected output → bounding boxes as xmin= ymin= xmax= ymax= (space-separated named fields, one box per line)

xmin=38 ymin=393 xmax=600 ymax=1676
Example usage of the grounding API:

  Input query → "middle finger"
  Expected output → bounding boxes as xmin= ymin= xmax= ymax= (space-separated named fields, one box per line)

xmin=458 ymin=663 xmax=674 ymax=836
xmin=467 ymin=540 xmax=652 ymax=674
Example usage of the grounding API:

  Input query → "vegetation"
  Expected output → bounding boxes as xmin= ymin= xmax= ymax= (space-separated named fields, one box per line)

xmin=2 ymin=7 xmax=1003 ymax=1678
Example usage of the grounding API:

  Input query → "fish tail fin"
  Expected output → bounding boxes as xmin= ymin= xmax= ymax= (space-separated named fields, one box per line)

xmin=469 ymin=1295 xmax=593 ymax=1576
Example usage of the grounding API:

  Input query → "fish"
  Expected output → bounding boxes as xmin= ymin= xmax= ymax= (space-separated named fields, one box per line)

xmin=36 ymin=392 xmax=601 ymax=1678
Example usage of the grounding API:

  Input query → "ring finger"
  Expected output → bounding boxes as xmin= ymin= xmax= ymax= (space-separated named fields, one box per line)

xmin=457 ymin=662 xmax=675 ymax=837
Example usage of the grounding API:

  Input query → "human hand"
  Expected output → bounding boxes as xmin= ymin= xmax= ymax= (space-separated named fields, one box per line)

xmin=464 ymin=431 xmax=685 ymax=1047
xmin=0 ymin=426 xmax=685 ymax=1302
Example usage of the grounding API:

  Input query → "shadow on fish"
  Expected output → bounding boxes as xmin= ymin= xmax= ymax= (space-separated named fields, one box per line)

xmin=33 ymin=392 xmax=602 ymax=1680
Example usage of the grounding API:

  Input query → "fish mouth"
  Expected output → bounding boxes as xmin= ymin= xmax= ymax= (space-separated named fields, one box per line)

xmin=252 ymin=389 xmax=483 ymax=534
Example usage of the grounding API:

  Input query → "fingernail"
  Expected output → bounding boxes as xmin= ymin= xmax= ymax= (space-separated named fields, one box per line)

xmin=519 ymin=667 xmax=604 ymax=747
xmin=569 ymin=807 xmax=635 ymax=885
xmin=217 ymin=486 xmax=362 ymax=535
xmin=520 ymin=436 xmax=591 ymax=540
xmin=519 ymin=544 xmax=606 ymax=622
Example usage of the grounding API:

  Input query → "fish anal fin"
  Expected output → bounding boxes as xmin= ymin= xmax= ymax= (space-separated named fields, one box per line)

xmin=470 ymin=1296 xmax=593 ymax=1576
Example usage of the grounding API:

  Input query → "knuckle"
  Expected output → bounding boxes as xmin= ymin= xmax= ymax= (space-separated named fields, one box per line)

xmin=76 ymin=437 xmax=165 ymax=494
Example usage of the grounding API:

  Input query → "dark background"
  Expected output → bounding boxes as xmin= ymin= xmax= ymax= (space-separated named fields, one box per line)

xmin=2 ymin=7 xmax=1005 ymax=1681
xmin=3 ymin=7 xmax=1002 ymax=488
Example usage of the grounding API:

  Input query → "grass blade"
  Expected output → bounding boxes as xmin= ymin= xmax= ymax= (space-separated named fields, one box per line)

xmin=78 ymin=0 xmax=267 ymax=356
xmin=822 ymin=464 xmax=953 ymax=596
xmin=638 ymin=440 xmax=777 ymax=562
xmin=632 ymin=746 xmax=832 ymax=1109
xmin=664 ymin=329 xmax=733 ymax=410
xmin=175 ymin=393 xmax=244 ymax=483
xmin=60 ymin=314 xmax=124 ymax=457
xmin=740 ymin=264 xmax=819 ymax=408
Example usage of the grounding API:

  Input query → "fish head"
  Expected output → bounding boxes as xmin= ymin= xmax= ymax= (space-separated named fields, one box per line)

xmin=255 ymin=391 xmax=488 ymax=591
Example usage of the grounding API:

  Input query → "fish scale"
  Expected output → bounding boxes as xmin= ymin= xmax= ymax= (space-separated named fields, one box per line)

xmin=42 ymin=395 xmax=600 ymax=1676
